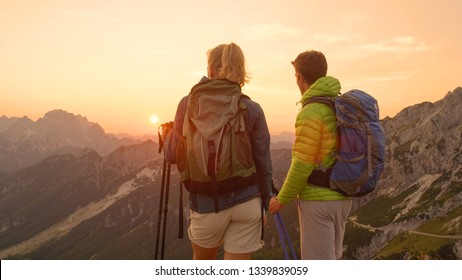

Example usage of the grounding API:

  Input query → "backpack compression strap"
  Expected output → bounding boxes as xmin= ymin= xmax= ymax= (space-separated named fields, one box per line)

xmin=207 ymin=140 xmax=219 ymax=213
xmin=336 ymin=97 xmax=373 ymax=177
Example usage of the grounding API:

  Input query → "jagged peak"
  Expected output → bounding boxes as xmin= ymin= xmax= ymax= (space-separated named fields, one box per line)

xmin=14 ymin=116 xmax=34 ymax=123
xmin=107 ymin=139 xmax=157 ymax=156
xmin=394 ymin=101 xmax=433 ymax=119
xmin=78 ymin=148 xmax=102 ymax=160
xmin=141 ymin=139 xmax=155 ymax=145
xmin=449 ymin=86 xmax=462 ymax=94
xmin=0 ymin=115 xmax=32 ymax=122
xmin=441 ymin=86 xmax=462 ymax=103
xmin=41 ymin=109 xmax=88 ymax=122
xmin=0 ymin=116 xmax=35 ymax=131
xmin=385 ymin=86 xmax=461 ymax=123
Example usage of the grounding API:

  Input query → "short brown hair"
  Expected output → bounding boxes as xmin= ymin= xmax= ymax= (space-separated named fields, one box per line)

xmin=292 ymin=50 xmax=328 ymax=85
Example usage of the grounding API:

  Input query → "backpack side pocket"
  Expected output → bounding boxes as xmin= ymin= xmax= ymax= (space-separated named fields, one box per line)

xmin=235 ymin=131 xmax=254 ymax=169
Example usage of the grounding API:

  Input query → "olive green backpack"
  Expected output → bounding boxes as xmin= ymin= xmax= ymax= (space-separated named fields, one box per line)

xmin=176 ymin=79 xmax=258 ymax=212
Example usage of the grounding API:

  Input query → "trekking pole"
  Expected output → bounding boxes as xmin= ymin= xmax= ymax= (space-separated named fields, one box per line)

xmin=154 ymin=155 xmax=167 ymax=259
xmin=160 ymin=162 xmax=171 ymax=259
xmin=178 ymin=181 xmax=184 ymax=239
xmin=274 ymin=212 xmax=297 ymax=260
xmin=274 ymin=213 xmax=289 ymax=260
xmin=154 ymin=122 xmax=173 ymax=260
xmin=272 ymin=182 xmax=298 ymax=260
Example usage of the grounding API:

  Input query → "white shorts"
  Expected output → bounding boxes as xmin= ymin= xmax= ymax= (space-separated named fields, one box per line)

xmin=188 ymin=197 xmax=264 ymax=254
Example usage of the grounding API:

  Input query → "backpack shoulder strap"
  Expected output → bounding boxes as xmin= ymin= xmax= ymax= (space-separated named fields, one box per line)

xmin=302 ymin=96 xmax=335 ymax=112
xmin=240 ymin=93 xmax=251 ymax=100
xmin=237 ymin=94 xmax=250 ymax=133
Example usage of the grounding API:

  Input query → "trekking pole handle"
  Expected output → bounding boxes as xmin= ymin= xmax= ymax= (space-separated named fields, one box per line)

xmin=158 ymin=121 xmax=174 ymax=153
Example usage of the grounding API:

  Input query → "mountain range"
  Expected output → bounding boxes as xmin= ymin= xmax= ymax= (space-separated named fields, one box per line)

xmin=343 ymin=87 xmax=462 ymax=259
xmin=0 ymin=110 xmax=143 ymax=173
xmin=0 ymin=87 xmax=461 ymax=259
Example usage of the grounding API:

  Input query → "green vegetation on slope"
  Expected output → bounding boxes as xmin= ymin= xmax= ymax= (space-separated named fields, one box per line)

xmin=376 ymin=206 xmax=462 ymax=260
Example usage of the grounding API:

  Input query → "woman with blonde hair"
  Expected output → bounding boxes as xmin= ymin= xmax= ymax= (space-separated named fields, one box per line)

xmin=163 ymin=43 xmax=272 ymax=260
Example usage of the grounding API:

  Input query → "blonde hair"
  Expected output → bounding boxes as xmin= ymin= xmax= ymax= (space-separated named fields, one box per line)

xmin=207 ymin=43 xmax=250 ymax=87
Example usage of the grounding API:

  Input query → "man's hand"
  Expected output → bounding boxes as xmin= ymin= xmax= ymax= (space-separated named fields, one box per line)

xmin=269 ymin=196 xmax=284 ymax=214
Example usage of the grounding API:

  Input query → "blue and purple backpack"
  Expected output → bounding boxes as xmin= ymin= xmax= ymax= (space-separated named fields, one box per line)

xmin=304 ymin=89 xmax=386 ymax=197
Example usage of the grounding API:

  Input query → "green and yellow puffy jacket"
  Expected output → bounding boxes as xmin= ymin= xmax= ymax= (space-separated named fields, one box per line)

xmin=277 ymin=76 xmax=349 ymax=205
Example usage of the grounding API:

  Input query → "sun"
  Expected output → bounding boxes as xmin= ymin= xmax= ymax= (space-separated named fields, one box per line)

xmin=150 ymin=115 xmax=159 ymax=124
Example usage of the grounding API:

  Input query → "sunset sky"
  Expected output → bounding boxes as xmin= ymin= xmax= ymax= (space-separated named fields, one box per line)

xmin=1 ymin=0 xmax=461 ymax=136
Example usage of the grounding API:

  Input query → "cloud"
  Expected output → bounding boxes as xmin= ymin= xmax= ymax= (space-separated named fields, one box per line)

xmin=343 ymin=71 xmax=418 ymax=89
xmin=367 ymin=71 xmax=417 ymax=82
xmin=355 ymin=36 xmax=428 ymax=53
xmin=245 ymin=23 xmax=302 ymax=41
xmin=313 ymin=33 xmax=357 ymax=44
xmin=53 ymin=9 xmax=124 ymax=22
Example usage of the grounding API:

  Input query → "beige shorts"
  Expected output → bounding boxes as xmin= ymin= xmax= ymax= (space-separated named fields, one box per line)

xmin=298 ymin=199 xmax=352 ymax=260
xmin=188 ymin=197 xmax=264 ymax=254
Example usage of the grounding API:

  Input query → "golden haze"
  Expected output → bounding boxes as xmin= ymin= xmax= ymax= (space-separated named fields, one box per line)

xmin=1 ymin=0 xmax=461 ymax=135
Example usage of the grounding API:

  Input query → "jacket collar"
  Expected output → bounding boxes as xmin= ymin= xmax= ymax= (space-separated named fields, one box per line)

xmin=300 ymin=76 xmax=341 ymax=105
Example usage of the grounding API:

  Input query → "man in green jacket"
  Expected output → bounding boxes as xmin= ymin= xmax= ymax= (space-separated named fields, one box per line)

xmin=269 ymin=50 xmax=352 ymax=260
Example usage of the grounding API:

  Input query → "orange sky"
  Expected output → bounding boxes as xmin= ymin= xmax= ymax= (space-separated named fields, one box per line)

xmin=1 ymin=0 xmax=461 ymax=136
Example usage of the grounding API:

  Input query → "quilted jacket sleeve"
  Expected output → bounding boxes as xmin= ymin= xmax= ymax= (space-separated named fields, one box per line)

xmin=277 ymin=103 xmax=337 ymax=205
xmin=242 ymin=98 xmax=273 ymax=210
